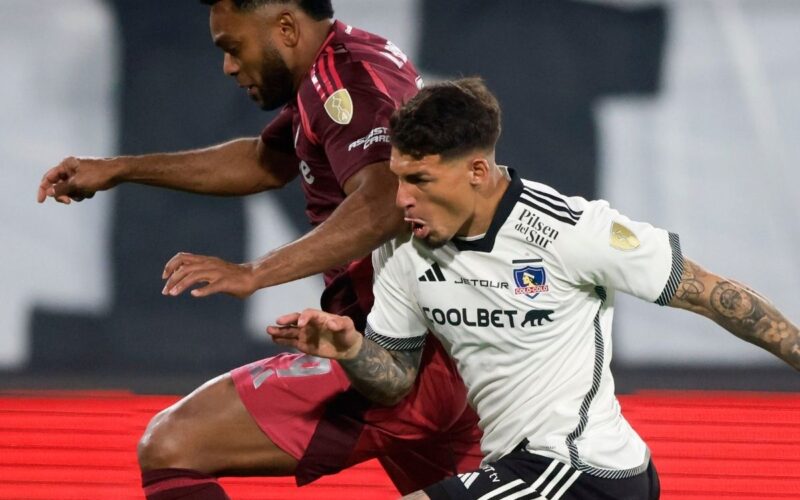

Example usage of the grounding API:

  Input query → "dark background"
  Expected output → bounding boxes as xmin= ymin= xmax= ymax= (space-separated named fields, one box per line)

xmin=6 ymin=0 xmax=796 ymax=393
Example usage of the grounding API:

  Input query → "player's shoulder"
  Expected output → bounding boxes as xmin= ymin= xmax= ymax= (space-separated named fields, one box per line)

xmin=297 ymin=22 xmax=417 ymax=120
xmin=373 ymin=231 xmax=423 ymax=280
xmin=327 ymin=22 xmax=405 ymax=75
xmin=518 ymin=178 xmax=593 ymax=228
xmin=301 ymin=23 xmax=387 ymax=94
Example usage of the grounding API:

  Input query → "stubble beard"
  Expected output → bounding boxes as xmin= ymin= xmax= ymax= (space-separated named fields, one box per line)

xmin=257 ymin=46 xmax=295 ymax=111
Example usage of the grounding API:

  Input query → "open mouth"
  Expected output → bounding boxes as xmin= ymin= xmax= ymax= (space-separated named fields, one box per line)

xmin=406 ymin=218 xmax=430 ymax=239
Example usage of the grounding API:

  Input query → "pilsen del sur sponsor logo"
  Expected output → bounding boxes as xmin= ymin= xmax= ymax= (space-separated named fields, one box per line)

xmin=513 ymin=208 xmax=560 ymax=249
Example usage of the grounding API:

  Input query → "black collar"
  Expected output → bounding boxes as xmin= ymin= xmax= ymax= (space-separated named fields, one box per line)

xmin=452 ymin=168 xmax=523 ymax=253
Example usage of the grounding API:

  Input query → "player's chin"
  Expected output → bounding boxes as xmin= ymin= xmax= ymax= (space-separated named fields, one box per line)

xmin=422 ymin=233 xmax=450 ymax=249
xmin=257 ymin=90 xmax=292 ymax=111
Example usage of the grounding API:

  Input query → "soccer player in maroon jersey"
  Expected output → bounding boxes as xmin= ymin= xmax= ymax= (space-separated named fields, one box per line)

xmin=36 ymin=1 xmax=482 ymax=498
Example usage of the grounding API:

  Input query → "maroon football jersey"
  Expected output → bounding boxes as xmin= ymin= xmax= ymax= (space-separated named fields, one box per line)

xmin=261 ymin=21 xmax=422 ymax=323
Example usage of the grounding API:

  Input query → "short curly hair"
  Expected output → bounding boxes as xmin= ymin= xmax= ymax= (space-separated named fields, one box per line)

xmin=389 ymin=77 xmax=502 ymax=160
xmin=199 ymin=0 xmax=333 ymax=21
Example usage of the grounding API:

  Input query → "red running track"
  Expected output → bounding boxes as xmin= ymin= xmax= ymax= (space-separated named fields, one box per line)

xmin=1 ymin=390 xmax=799 ymax=499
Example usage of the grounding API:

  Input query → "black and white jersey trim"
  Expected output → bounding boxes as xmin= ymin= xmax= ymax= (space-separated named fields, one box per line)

xmin=655 ymin=232 xmax=684 ymax=306
xmin=523 ymin=186 xmax=583 ymax=220
xmin=563 ymin=286 xmax=649 ymax=480
xmin=453 ymin=168 xmax=524 ymax=253
xmin=464 ymin=458 xmax=582 ymax=500
xmin=520 ymin=187 xmax=583 ymax=227
xmin=529 ymin=459 xmax=583 ymax=500
xmin=365 ymin=323 xmax=426 ymax=351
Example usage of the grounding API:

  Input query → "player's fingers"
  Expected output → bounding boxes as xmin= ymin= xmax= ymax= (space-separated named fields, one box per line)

xmin=37 ymin=167 xmax=65 ymax=203
xmin=297 ymin=308 xmax=325 ymax=328
xmin=36 ymin=177 xmax=53 ymax=203
xmin=190 ymin=279 xmax=227 ymax=297
xmin=162 ymin=252 xmax=199 ymax=280
xmin=271 ymin=337 xmax=299 ymax=349
xmin=164 ymin=268 xmax=209 ymax=296
xmin=266 ymin=325 xmax=284 ymax=336
xmin=275 ymin=312 xmax=302 ymax=326
xmin=326 ymin=315 xmax=350 ymax=333
xmin=162 ymin=263 xmax=190 ymax=292
xmin=42 ymin=159 xmax=77 ymax=186
xmin=42 ymin=165 xmax=67 ymax=185
xmin=266 ymin=325 xmax=287 ymax=337
xmin=52 ymin=181 xmax=76 ymax=200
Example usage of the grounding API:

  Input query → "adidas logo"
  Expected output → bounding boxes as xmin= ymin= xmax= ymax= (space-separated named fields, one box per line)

xmin=418 ymin=262 xmax=446 ymax=282
xmin=458 ymin=471 xmax=480 ymax=489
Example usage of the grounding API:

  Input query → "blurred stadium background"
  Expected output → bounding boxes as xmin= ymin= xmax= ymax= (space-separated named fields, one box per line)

xmin=1 ymin=0 xmax=798 ymax=498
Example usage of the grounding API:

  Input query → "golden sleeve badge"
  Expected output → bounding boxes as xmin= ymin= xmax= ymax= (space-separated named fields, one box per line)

xmin=609 ymin=222 xmax=640 ymax=251
xmin=324 ymin=89 xmax=353 ymax=125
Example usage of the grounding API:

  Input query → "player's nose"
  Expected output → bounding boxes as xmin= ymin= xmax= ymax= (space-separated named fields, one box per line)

xmin=395 ymin=182 xmax=414 ymax=209
xmin=223 ymin=53 xmax=240 ymax=76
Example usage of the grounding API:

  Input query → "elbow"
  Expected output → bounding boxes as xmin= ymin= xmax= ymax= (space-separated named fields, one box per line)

xmin=372 ymin=385 xmax=413 ymax=407
xmin=352 ymin=379 xmax=414 ymax=407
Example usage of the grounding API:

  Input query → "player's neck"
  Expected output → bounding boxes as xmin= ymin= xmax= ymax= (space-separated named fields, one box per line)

xmin=463 ymin=169 xmax=511 ymax=237
xmin=292 ymin=19 xmax=335 ymax=91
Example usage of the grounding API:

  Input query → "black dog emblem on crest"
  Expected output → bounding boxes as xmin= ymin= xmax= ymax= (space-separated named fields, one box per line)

xmin=521 ymin=309 xmax=554 ymax=327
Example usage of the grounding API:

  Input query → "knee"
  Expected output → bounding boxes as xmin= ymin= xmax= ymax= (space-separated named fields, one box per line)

xmin=137 ymin=406 xmax=186 ymax=471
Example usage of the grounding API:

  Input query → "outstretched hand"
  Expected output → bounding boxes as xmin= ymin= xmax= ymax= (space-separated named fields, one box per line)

xmin=162 ymin=252 xmax=258 ymax=299
xmin=267 ymin=309 xmax=363 ymax=360
xmin=37 ymin=156 xmax=120 ymax=204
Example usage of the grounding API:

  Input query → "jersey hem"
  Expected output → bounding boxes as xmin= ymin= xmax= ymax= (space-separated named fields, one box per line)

xmin=365 ymin=322 xmax=427 ymax=351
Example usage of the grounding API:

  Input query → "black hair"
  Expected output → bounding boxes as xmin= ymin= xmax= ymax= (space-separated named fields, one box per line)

xmin=200 ymin=0 xmax=333 ymax=21
xmin=390 ymin=77 xmax=502 ymax=160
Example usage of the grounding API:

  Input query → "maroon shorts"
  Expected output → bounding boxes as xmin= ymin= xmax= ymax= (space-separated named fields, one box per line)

xmin=231 ymin=335 xmax=483 ymax=494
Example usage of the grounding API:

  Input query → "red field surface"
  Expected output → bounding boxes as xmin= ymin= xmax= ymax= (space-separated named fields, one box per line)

xmin=1 ymin=390 xmax=799 ymax=499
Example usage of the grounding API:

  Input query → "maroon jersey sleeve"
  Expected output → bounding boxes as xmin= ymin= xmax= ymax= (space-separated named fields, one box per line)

xmin=306 ymin=62 xmax=397 ymax=187
xmin=260 ymin=105 xmax=296 ymax=155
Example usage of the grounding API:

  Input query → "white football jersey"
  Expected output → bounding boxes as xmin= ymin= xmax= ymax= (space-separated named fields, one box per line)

xmin=366 ymin=167 xmax=683 ymax=479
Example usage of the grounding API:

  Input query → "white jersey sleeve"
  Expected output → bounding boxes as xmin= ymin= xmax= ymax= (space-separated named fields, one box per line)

xmin=365 ymin=237 xmax=429 ymax=350
xmin=559 ymin=200 xmax=684 ymax=305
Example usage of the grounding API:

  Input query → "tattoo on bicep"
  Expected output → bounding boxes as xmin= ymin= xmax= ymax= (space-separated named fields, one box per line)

xmin=340 ymin=339 xmax=422 ymax=405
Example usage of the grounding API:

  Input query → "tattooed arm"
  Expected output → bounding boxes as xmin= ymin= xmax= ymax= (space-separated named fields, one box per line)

xmin=669 ymin=258 xmax=800 ymax=370
xmin=339 ymin=337 xmax=423 ymax=406
xmin=267 ymin=309 xmax=423 ymax=405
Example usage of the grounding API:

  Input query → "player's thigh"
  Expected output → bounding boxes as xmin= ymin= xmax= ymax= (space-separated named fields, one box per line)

xmin=139 ymin=372 xmax=297 ymax=475
xmin=374 ymin=407 xmax=483 ymax=494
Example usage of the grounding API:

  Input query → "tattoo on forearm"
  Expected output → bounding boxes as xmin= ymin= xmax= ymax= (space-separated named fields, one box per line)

xmin=672 ymin=259 xmax=800 ymax=370
xmin=674 ymin=260 xmax=706 ymax=302
xmin=340 ymin=339 xmax=422 ymax=405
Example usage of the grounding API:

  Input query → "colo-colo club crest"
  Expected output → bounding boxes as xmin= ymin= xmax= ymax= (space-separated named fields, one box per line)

xmin=513 ymin=266 xmax=549 ymax=299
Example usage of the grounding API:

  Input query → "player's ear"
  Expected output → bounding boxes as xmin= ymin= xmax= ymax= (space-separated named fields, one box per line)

xmin=276 ymin=11 xmax=300 ymax=47
xmin=469 ymin=158 xmax=490 ymax=187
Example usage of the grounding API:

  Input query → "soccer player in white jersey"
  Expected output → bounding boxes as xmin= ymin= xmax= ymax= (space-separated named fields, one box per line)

xmin=268 ymin=78 xmax=800 ymax=500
